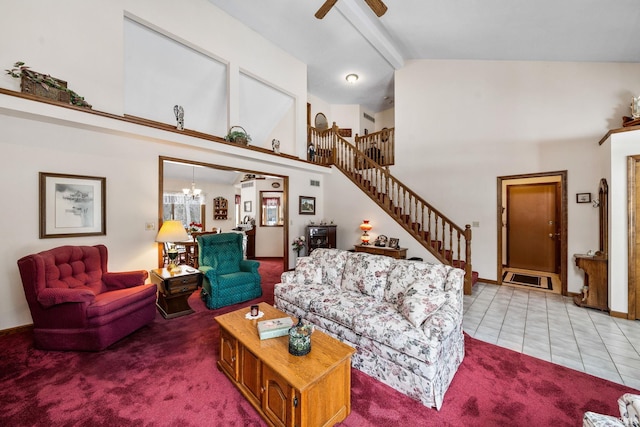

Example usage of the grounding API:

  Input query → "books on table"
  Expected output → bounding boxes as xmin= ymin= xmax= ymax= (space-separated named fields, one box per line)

xmin=257 ymin=317 xmax=293 ymax=340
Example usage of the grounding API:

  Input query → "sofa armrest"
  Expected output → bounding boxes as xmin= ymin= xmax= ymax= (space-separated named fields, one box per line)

xmin=37 ymin=287 xmax=95 ymax=308
xmin=281 ymin=271 xmax=296 ymax=283
xmin=620 ymin=393 xmax=640 ymax=426
xmin=103 ymin=270 xmax=149 ymax=290
xmin=239 ymin=259 xmax=260 ymax=274
xmin=421 ymin=301 xmax=460 ymax=341
xmin=199 ymin=266 xmax=214 ymax=275
xmin=200 ymin=267 xmax=219 ymax=287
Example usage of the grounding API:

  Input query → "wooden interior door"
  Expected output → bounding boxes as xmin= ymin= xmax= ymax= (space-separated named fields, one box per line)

xmin=507 ymin=183 xmax=559 ymax=272
xmin=628 ymin=156 xmax=640 ymax=320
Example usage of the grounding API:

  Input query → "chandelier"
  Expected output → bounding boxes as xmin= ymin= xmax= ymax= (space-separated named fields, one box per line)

xmin=182 ymin=167 xmax=202 ymax=199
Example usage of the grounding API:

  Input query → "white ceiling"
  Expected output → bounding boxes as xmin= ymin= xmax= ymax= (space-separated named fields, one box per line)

xmin=208 ymin=0 xmax=640 ymax=113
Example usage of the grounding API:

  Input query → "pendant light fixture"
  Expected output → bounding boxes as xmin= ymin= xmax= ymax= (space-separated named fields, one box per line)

xmin=183 ymin=166 xmax=202 ymax=199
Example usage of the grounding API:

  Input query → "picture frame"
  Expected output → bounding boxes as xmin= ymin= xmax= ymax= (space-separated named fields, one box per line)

xmin=299 ymin=196 xmax=316 ymax=215
xmin=576 ymin=193 xmax=591 ymax=204
xmin=40 ymin=172 xmax=106 ymax=238
xmin=388 ymin=237 xmax=400 ymax=249
xmin=244 ymin=201 xmax=252 ymax=212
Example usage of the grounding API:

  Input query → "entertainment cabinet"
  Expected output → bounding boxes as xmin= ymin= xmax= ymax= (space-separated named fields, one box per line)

xmin=306 ymin=225 xmax=336 ymax=254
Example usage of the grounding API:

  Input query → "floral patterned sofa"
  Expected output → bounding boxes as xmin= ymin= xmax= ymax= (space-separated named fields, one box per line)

xmin=583 ymin=393 xmax=640 ymax=427
xmin=274 ymin=248 xmax=465 ymax=410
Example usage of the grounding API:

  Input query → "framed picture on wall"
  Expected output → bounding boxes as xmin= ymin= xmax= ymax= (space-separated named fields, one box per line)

xmin=576 ymin=193 xmax=591 ymax=203
xmin=244 ymin=201 xmax=252 ymax=212
xmin=39 ymin=172 xmax=106 ymax=238
xmin=299 ymin=196 xmax=316 ymax=215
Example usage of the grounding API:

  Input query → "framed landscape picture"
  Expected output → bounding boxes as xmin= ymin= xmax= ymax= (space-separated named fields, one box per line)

xmin=299 ymin=196 xmax=316 ymax=215
xmin=40 ymin=172 xmax=106 ymax=238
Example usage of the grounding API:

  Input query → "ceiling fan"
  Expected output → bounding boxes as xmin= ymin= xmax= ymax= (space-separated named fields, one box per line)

xmin=315 ymin=0 xmax=388 ymax=19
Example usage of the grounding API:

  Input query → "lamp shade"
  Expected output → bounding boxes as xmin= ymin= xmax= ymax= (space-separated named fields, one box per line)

xmin=156 ymin=220 xmax=189 ymax=243
xmin=359 ymin=220 xmax=372 ymax=232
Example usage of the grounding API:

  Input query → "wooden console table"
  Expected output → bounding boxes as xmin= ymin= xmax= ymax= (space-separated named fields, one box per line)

xmin=354 ymin=244 xmax=407 ymax=259
xmin=215 ymin=302 xmax=355 ymax=427
xmin=573 ymin=254 xmax=608 ymax=311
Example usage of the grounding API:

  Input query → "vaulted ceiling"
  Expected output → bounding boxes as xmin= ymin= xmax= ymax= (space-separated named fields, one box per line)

xmin=208 ymin=0 xmax=640 ymax=113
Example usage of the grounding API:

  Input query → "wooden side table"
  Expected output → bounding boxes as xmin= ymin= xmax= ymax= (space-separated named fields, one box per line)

xmin=150 ymin=267 xmax=203 ymax=319
xmin=354 ymin=244 xmax=407 ymax=259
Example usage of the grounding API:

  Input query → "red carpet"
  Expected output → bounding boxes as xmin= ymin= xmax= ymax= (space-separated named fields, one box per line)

xmin=0 ymin=258 xmax=637 ymax=426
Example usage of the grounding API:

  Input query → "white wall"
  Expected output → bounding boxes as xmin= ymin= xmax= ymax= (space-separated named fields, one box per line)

xmin=0 ymin=0 xmax=321 ymax=330
xmin=394 ymin=59 xmax=640 ymax=301
xmin=375 ymin=107 xmax=395 ymax=131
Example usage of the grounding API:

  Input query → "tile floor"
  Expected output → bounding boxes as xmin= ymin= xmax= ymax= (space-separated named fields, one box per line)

xmin=464 ymin=282 xmax=640 ymax=391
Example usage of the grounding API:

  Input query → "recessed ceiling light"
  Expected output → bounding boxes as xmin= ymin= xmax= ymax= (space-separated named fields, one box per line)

xmin=345 ymin=73 xmax=359 ymax=83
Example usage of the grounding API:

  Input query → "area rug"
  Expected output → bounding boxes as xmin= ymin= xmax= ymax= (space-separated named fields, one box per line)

xmin=0 ymin=261 xmax=636 ymax=426
xmin=503 ymin=270 xmax=552 ymax=290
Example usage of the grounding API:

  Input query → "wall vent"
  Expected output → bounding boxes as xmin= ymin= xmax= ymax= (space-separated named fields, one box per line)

xmin=310 ymin=180 xmax=320 ymax=187
xmin=241 ymin=182 xmax=254 ymax=188
xmin=363 ymin=112 xmax=375 ymax=122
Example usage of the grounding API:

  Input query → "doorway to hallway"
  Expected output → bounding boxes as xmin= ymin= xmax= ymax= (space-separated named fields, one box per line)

xmin=497 ymin=171 xmax=568 ymax=295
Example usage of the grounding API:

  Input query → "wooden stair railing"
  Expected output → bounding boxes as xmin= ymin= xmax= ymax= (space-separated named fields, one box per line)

xmin=354 ymin=128 xmax=395 ymax=167
xmin=308 ymin=123 xmax=474 ymax=295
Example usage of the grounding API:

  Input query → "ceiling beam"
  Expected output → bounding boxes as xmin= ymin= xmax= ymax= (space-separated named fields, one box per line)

xmin=336 ymin=0 xmax=405 ymax=70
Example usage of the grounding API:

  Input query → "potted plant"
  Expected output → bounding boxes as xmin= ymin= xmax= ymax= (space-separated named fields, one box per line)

xmin=225 ymin=126 xmax=252 ymax=146
xmin=5 ymin=61 xmax=92 ymax=108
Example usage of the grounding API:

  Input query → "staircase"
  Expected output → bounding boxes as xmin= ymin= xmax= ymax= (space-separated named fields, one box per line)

xmin=308 ymin=124 xmax=477 ymax=295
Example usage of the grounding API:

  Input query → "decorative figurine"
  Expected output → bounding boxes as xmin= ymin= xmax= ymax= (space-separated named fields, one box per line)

xmin=632 ymin=96 xmax=640 ymax=120
xmin=174 ymin=105 xmax=184 ymax=130
xmin=272 ymin=138 xmax=280 ymax=154
xmin=308 ymin=143 xmax=315 ymax=161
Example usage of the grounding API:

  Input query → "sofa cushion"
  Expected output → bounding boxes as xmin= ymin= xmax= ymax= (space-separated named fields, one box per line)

xmin=292 ymin=257 xmax=322 ymax=285
xmin=399 ymin=289 xmax=448 ymax=327
xmin=385 ymin=260 xmax=449 ymax=306
xmin=310 ymin=249 xmax=349 ymax=289
xmin=341 ymin=252 xmax=392 ymax=299
xmin=309 ymin=291 xmax=384 ymax=330
xmin=274 ymin=281 xmax=332 ymax=312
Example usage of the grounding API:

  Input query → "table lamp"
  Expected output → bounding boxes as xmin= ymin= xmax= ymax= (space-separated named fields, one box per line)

xmin=156 ymin=220 xmax=189 ymax=271
xmin=360 ymin=220 xmax=372 ymax=245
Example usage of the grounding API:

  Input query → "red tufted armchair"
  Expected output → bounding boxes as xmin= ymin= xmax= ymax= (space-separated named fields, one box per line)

xmin=17 ymin=245 xmax=157 ymax=351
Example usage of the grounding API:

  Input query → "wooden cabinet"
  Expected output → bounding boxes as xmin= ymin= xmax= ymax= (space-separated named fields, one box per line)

xmin=215 ymin=303 xmax=354 ymax=427
xmin=306 ymin=225 xmax=336 ymax=254
xmin=219 ymin=327 xmax=238 ymax=379
xmin=354 ymin=244 xmax=407 ymax=259
xmin=214 ymin=197 xmax=228 ymax=220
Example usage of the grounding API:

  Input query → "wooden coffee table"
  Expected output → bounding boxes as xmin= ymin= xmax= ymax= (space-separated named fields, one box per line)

xmin=215 ymin=302 xmax=355 ymax=427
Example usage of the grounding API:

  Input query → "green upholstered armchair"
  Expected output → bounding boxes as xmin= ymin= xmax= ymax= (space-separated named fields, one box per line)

xmin=197 ymin=232 xmax=262 ymax=309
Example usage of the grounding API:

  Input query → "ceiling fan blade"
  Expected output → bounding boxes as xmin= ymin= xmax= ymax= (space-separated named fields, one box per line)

xmin=364 ymin=0 xmax=387 ymax=17
xmin=315 ymin=0 xmax=338 ymax=19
